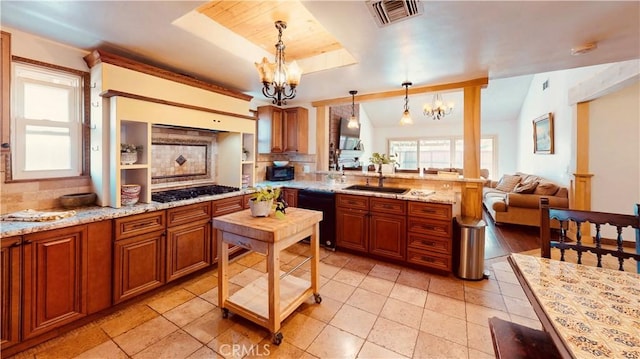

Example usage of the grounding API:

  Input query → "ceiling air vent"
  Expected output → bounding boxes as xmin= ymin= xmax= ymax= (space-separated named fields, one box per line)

xmin=367 ymin=0 xmax=423 ymax=27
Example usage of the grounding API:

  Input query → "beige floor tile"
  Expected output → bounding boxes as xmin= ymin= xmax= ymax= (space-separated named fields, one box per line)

xmin=306 ymin=325 xmax=364 ymax=359
xmin=251 ymin=259 xmax=268 ymax=273
xmin=427 ymin=276 xmax=465 ymax=300
xmin=368 ymin=263 xmax=401 ymax=282
xmin=498 ymin=280 xmax=527 ymax=299
xmin=245 ymin=339 xmax=305 ymax=359
xmin=182 ymin=309 xmax=234 ymax=344
xmin=322 ymin=252 xmax=353 ymax=268
xmin=396 ymin=269 xmax=431 ymax=290
xmin=420 ymin=309 xmax=467 ymax=346
xmin=346 ymin=287 xmax=387 ymax=315
xmin=357 ymin=341 xmax=409 ymax=359
xmin=164 ymin=297 xmax=216 ymax=327
xmin=463 ymin=276 xmax=502 ymax=294
xmin=34 ymin=323 xmax=110 ymax=359
xmin=114 ymin=316 xmax=179 ymax=356
xmin=334 ymin=268 xmax=367 ymax=287
xmin=200 ymin=282 xmax=242 ymax=306
xmin=358 ymin=276 xmax=394 ymax=296
xmin=235 ymin=252 xmax=267 ymax=268
xmin=380 ymin=297 xmax=423 ymax=329
xmin=148 ymin=288 xmax=197 ymax=314
xmin=300 ymin=352 xmax=320 ymax=359
xmin=183 ymin=273 xmax=218 ymax=296
xmin=508 ymin=314 xmax=543 ymax=330
xmin=343 ymin=256 xmax=376 ymax=274
xmin=464 ymin=286 xmax=507 ymax=311
xmin=412 ymin=331 xmax=469 ymax=359
xmin=320 ymin=279 xmax=356 ymax=302
xmin=318 ymin=262 xmax=341 ymax=278
xmin=207 ymin=322 xmax=269 ymax=358
xmin=493 ymin=269 xmax=519 ymax=285
xmin=186 ymin=346 xmax=224 ymax=359
xmin=367 ymin=317 xmax=418 ymax=357
xmin=132 ymin=330 xmax=202 ymax=359
xmin=280 ymin=250 xmax=303 ymax=264
xmin=465 ymin=302 xmax=510 ymax=328
xmin=279 ymin=312 xmax=326 ymax=350
xmin=503 ymin=296 xmax=537 ymax=319
xmin=330 ymin=304 xmax=377 ymax=338
xmin=490 ymin=261 xmax=513 ymax=273
xmin=468 ymin=348 xmax=496 ymax=359
xmin=467 ymin=322 xmax=495 ymax=356
xmin=229 ymin=267 xmax=264 ymax=287
xmin=99 ymin=303 xmax=160 ymax=338
xmin=389 ymin=283 xmax=427 ymax=307
xmin=296 ymin=294 xmax=343 ymax=323
xmin=425 ymin=292 xmax=466 ymax=320
xmin=73 ymin=339 xmax=128 ymax=359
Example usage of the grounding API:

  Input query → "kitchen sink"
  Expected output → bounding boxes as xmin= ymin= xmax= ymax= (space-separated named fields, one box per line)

xmin=343 ymin=184 xmax=410 ymax=195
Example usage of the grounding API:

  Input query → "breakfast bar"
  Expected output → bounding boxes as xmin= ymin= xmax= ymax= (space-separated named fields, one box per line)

xmin=213 ymin=207 xmax=323 ymax=345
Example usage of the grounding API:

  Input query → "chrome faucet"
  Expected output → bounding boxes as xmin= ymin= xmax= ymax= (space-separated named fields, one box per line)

xmin=377 ymin=171 xmax=385 ymax=187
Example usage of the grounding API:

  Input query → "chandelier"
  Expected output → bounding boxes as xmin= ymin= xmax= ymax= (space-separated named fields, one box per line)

xmin=423 ymin=93 xmax=454 ymax=120
xmin=399 ymin=82 xmax=413 ymax=126
xmin=255 ymin=21 xmax=302 ymax=106
xmin=347 ymin=90 xmax=359 ymax=129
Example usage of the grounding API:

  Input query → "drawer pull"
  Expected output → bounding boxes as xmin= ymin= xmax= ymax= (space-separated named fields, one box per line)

xmin=348 ymin=201 xmax=358 ymax=205
xmin=421 ymin=225 xmax=436 ymax=231
xmin=421 ymin=256 xmax=435 ymax=263
xmin=382 ymin=204 xmax=393 ymax=209
xmin=421 ymin=240 xmax=435 ymax=246
xmin=131 ymin=220 xmax=157 ymax=229
xmin=421 ymin=209 xmax=436 ymax=214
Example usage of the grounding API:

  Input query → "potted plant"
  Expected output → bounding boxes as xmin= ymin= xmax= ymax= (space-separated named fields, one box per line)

xmin=120 ymin=143 xmax=142 ymax=165
xmin=248 ymin=186 xmax=287 ymax=218
xmin=369 ymin=152 xmax=397 ymax=174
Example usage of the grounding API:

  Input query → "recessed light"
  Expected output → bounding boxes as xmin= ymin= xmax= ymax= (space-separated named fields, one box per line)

xmin=571 ymin=42 xmax=598 ymax=56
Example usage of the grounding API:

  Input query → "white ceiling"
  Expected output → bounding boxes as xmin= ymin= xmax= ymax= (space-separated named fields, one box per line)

xmin=1 ymin=1 xmax=638 ymax=127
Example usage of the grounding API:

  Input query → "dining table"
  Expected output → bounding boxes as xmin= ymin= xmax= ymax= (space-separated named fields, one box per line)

xmin=508 ymin=253 xmax=640 ymax=359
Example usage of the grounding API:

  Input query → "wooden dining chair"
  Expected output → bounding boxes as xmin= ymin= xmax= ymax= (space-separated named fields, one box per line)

xmin=540 ymin=198 xmax=640 ymax=273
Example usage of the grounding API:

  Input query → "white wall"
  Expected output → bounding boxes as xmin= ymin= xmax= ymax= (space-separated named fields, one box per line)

xmin=515 ymin=63 xmax=610 ymax=186
xmin=590 ymin=80 xmax=640 ymax=215
xmin=4 ymin=26 xmax=89 ymax=71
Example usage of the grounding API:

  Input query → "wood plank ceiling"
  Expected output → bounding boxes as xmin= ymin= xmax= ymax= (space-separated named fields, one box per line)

xmin=197 ymin=1 xmax=343 ymax=61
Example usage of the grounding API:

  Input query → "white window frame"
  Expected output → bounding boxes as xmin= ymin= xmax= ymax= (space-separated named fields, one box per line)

xmin=11 ymin=60 xmax=83 ymax=180
xmin=388 ymin=135 xmax=498 ymax=178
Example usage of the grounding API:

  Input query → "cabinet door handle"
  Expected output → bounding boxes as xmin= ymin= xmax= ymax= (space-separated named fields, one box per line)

xmin=10 ymin=241 xmax=22 ymax=247
xmin=22 ymin=239 xmax=32 ymax=245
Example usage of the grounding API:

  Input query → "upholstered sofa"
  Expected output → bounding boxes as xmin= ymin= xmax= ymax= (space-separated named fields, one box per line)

xmin=483 ymin=172 xmax=569 ymax=227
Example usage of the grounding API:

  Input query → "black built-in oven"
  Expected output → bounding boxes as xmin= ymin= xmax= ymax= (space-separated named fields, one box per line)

xmin=266 ymin=166 xmax=294 ymax=181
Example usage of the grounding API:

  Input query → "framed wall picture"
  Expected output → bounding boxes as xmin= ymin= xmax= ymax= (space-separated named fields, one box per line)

xmin=533 ymin=113 xmax=554 ymax=154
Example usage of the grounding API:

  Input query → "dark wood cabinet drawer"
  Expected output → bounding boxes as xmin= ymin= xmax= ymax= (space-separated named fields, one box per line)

xmin=407 ymin=248 xmax=451 ymax=271
xmin=408 ymin=201 xmax=452 ymax=221
xmin=407 ymin=217 xmax=452 ymax=238
xmin=370 ymin=197 xmax=406 ymax=215
xmin=336 ymin=194 xmax=368 ymax=210
xmin=212 ymin=196 xmax=244 ymax=216
xmin=167 ymin=202 xmax=211 ymax=227
xmin=408 ymin=233 xmax=451 ymax=254
xmin=115 ymin=211 xmax=166 ymax=240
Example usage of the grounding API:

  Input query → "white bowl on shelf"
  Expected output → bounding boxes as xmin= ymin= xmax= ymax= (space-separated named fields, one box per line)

xmin=273 ymin=161 xmax=289 ymax=167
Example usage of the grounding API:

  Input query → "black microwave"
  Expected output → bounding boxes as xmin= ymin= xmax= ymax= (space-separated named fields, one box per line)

xmin=266 ymin=166 xmax=294 ymax=181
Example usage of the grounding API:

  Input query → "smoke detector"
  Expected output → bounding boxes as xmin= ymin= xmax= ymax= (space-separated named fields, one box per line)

xmin=367 ymin=0 xmax=424 ymax=27
xmin=571 ymin=42 xmax=598 ymax=56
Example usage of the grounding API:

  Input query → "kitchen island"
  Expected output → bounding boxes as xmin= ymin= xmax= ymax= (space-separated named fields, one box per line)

xmin=213 ymin=207 xmax=323 ymax=345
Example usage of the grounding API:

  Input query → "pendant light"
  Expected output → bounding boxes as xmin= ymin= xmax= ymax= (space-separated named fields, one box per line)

xmin=347 ymin=90 xmax=359 ymax=129
xmin=399 ymin=82 xmax=413 ymax=126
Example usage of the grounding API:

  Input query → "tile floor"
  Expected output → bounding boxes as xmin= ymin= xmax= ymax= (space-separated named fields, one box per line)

xmin=7 ymin=244 xmax=544 ymax=359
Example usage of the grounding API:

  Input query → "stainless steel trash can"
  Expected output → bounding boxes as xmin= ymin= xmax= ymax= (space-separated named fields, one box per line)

xmin=456 ymin=217 xmax=487 ymax=280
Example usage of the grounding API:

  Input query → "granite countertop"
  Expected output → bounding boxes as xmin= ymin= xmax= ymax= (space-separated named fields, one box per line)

xmin=0 ymin=181 xmax=457 ymax=237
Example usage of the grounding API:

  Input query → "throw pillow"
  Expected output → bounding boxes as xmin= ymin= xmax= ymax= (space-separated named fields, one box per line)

xmin=495 ymin=174 xmax=521 ymax=192
xmin=512 ymin=181 xmax=538 ymax=194
xmin=534 ymin=181 xmax=560 ymax=196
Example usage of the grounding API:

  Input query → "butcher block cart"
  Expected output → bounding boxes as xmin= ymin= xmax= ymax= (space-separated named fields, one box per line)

xmin=212 ymin=207 xmax=323 ymax=345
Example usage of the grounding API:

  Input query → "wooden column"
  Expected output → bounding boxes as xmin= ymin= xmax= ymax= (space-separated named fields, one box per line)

xmin=573 ymin=102 xmax=592 ymax=211
xmin=315 ymin=106 xmax=328 ymax=172
xmin=461 ymin=86 xmax=483 ymax=219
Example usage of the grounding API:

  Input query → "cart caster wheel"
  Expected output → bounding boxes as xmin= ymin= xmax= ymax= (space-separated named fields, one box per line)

xmin=314 ymin=294 xmax=322 ymax=304
xmin=272 ymin=332 xmax=283 ymax=345
xmin=222 ymin=308 xmax=229 ymax=319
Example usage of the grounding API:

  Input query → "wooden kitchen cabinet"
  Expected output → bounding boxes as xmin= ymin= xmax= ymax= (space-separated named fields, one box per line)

xmin=257 ymin=105 xmax=308 ymax=154
xmin=369 ymin=198 xmax=406 ymax=261
xmin=1 ymin=236 xmax=21 ymax=350
xmin=22 ymin=226 xmax=88 ymax=340
xmin=113 ymin=211 xmax=166 ymax=304
xmin=166 ymin=202 xmax=212 ymax=282
xmin=336 ymin=194 xmax=369 ymax=253
xmin=406 ymin=201 xmax=453 ymax=272
xmin=212 ymin=195 xmax=245 ymax=261
xmin=282 ymin=187 xmax=298 ymax=208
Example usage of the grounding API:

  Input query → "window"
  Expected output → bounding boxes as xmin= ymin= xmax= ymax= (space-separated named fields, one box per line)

xmin=11 ymin=60 xmax=85 ymax=180
xmin=389 ymin=136 xmax=496 ymax=178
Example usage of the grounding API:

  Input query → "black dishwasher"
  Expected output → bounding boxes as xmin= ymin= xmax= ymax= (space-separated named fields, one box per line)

xmin=297 ymin=189 xmax=336 ymax=250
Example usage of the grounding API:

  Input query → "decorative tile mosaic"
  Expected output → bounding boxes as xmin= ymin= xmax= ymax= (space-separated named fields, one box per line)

xmin=511 ymin=253 xmax=640 ymax=359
